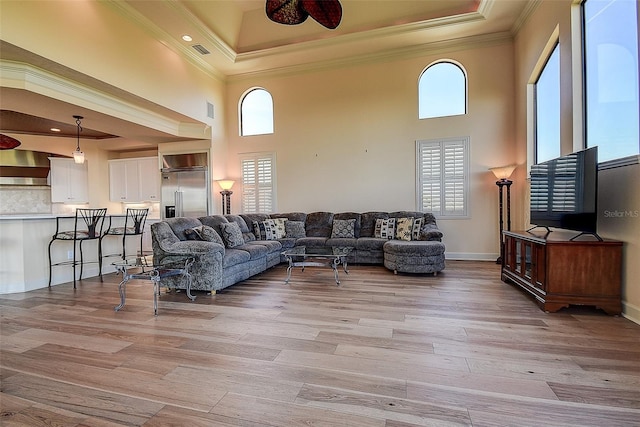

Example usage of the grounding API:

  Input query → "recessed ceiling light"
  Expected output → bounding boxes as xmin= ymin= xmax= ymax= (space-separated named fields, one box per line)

xmin=51 ymin=128 xmax=61 ymax=132
xmin=182 ymin=35 xmax=193 ymax=42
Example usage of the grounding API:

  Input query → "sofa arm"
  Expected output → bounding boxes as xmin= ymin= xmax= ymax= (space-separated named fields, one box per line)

xmin=419 ymin=225 xmax=443 ymax=241
xmin=162 ymin=240 xmax=225 ymax=256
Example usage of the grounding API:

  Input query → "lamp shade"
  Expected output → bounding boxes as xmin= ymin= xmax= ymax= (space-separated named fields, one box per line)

xmin=73 ymin=149 xmax=85 ymax=164
xmin=217 ymin=180 xmax=235 ymax=190
xmin=489 ymin=164 xmax=516 ymax=180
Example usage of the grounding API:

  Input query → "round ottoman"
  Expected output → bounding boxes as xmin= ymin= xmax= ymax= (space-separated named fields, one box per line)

xmin=383 ymin=240 xmax=445 ymax=275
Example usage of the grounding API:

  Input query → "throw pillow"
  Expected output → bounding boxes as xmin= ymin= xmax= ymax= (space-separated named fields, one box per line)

xmin=219 ymin=222 xmax=245 ymax=248
xmin=253 ymin=220 xmax=267 ymax=240
xmin=262 ymin=219 xmax=279 ymax=240
xmin=412 ymin=217 xmax=424 ymax=241
xmin=271 ymin=217 xmax=287 ymax=238
xmin=200 ymin=225 xmax=224 ymax=245
xmin=395 ymin=217 xmax=414 ymax=241
xmin=331 ymin=219 xmax=356 ymax=238
xmin=374 ymin=218 xmax=396 ymax=239
xmin=285 ymin=220 xmax=306 ymax=238
xmin=184 ymin=227 xmax=202 ymax=240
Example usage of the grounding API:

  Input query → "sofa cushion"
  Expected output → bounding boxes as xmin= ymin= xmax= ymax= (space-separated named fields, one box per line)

xmin=305 ymin=212 xmax=334 ymax=237
xmin=360 ymin=212 xmax=388 ymax=237
xmin=356 ymin=237 xmax=387 ymax=251
xmin=331 ymin=218 xmax=356 ymax=238
xmin=326 ymin=237 xmax=358 ymax=248
xmin=223 ymin=248 xmax=251 ymax=267
xmin=219 ymin=222 xmax=245 ymax=248
xmin=295 ymin=236 xmax=328 ymax=247
xmin=285 ymin=220 xmax=306 ymax=238
xmin=233 ymin=243 xmax=268 ymax=260
xmin=272 ymin=212 xmax=307 ymax=222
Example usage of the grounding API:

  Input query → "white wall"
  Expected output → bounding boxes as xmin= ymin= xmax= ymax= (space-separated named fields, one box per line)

xmin=225 ymin=41 xmax=516 ymax=260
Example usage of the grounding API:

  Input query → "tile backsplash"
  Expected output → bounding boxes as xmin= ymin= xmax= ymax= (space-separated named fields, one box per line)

xmin=0 ymin=186 xmax=52 ymax=214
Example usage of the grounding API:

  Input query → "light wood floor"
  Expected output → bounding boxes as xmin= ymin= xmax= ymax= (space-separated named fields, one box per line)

xmin=1 ymin=261 xmax=639 ymax=426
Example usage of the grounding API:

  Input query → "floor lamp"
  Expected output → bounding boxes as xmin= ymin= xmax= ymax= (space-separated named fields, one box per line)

xmin=489 ymin=165 xmax=516 ymax=265
xmin=217 ymin=180 xmax=234 ymax=215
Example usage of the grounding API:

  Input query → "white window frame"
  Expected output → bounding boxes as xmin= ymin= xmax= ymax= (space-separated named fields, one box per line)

xmin=535 ymin=42 xmax=561 ymax=164
xmin=240 ymin=152 xmax=276 ymax=213
xmin=416 ymin=137 xmax=470 ymax=218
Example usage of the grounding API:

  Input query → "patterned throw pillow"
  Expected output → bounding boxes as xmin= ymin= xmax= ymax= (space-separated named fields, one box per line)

xmin=219 ymin=222 xmax=245 ymax=248
xmin=331 ymin=219 xmax=356 ymax=238
xmin=411 ymin=217 xmax=423 ymax=241
xmin=262 ymin=219 xmax=279 ymax=240
xmin=200 ymin=225 xmax=224 ymax=245
xmin=374 ymin=218 xmax=396 ymax=239
xmin=271 ymin=218 xmax=287 ymax=238
xmin=395 ymin=217 xmax=414 ymax=241
xmin=285 ymin=220 xmax=306 ymax=238
xmin=253 ymin=221 xmax=267 ymax=240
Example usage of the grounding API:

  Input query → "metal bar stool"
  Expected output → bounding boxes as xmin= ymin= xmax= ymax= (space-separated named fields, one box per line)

xmin=100 ymin=208 xmax=149 ymax=267
xmin=48 ymin=208 xmax=107 ymax=289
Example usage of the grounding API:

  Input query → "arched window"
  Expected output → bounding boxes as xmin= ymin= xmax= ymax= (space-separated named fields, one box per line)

xmin=418 ymin=61 xmax=467 ymax=119
xmin=240 ymin=88 xmax=274 ymax=136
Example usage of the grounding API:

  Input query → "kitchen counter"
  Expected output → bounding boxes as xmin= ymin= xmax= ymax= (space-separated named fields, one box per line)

xmin=0 ymin=214 xmax=159 ymax=294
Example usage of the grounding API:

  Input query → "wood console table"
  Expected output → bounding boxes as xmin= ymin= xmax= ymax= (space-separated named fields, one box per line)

xmin=501 ymin=230 xmax=622 ymax=314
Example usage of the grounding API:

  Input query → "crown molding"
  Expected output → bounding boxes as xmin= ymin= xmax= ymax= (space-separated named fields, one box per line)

xmin=228 ymin=31 xmax=513 ymax=83
xmin=511 ymin=0 xmax=541 ymax=35
xmin=236 ymin=8 xmax=488 ymax=63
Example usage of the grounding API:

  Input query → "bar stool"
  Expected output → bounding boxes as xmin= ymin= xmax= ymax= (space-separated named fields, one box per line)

xmin=48 ymin=208 xmax=107 ymax=289
xmin=100 ymin=208 xmax=149 ymax=265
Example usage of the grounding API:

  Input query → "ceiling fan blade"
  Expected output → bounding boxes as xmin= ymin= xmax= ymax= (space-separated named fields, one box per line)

xmin=266 ymin=0 xmax=308 ymax=25
xmin=301 ymin=0 xmax=342 ymax=29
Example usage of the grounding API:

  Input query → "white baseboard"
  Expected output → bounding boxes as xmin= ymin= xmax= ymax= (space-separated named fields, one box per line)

xmin=622 ymin=301 xmax=640 ymax=325
xmin=445 ymin=252 xmax=498 ymax=261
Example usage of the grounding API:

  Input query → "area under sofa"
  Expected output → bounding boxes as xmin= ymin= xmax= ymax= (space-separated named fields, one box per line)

xmin=150 ymin=211 xmax=445 ymax=293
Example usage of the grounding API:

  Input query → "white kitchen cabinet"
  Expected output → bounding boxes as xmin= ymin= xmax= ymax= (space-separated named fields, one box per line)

xmin=109 ymin=157 xmax=159 ymax=203
xmin=137 ymin=157 xmax=160 ymax=201
xmin=49 ymin=157 xmax=89 ymax=203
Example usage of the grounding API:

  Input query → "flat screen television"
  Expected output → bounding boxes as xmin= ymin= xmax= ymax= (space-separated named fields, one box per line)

xmin=529 ymin=147 xmax=598 ymax=236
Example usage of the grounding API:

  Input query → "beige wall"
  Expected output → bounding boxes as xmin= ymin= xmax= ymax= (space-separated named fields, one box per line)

xmin=514 ymin=0 xmax=640 ymax=322
xmin=225 ymin=42 xmax=516 ymax=260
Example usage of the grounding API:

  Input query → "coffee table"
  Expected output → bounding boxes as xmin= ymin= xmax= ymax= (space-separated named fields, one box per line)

xmin=112 ymin=255 xmax=195 ymax=315
xmin=282 ymin=246 xmax=353 ymax=285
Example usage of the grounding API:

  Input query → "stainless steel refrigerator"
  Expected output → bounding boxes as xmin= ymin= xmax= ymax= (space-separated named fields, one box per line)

xmin=160 ymin=153 xmax=210 ymax=219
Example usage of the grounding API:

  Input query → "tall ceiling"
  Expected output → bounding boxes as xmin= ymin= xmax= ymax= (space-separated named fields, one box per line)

xmin=0 ymin=0 xmax=534 ymax=150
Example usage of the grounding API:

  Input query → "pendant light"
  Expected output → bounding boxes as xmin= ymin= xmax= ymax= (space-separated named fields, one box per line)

xmin=72 ymin=115 xmax=84 ymax=164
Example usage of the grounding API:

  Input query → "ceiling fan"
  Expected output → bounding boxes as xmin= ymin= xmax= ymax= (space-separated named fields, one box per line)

xmin=266 ymin=0 xmax=342 ymax=29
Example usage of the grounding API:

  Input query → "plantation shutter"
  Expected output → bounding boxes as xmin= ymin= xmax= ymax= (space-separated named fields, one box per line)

xmin=417 ymin=137 xmax=469 ymax=217
xmin=241 ymin=153 xmax=275 ymax=213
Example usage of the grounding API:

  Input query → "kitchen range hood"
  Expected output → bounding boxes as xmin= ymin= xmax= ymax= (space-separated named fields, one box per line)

xmin=0 ymin=150 xmax=63 ymax=185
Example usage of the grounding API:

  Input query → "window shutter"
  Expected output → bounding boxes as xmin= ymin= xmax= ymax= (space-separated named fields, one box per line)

xmin=417 ymin=137 xmax=469 ymax=217
xmin=241 ymin=154 xmax=275 ymax=213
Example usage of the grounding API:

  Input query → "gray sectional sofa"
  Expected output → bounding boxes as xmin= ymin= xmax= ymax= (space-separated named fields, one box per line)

xmin=150 ymin=211 xmax=445 ymax=293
